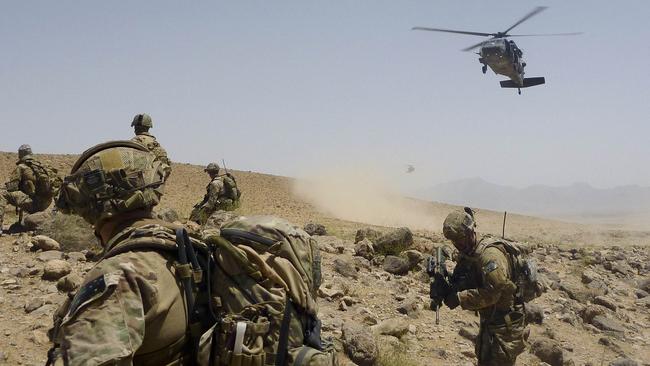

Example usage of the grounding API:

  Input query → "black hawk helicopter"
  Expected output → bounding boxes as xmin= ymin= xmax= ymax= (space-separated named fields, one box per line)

xmin=413 ymin=7 xmax=580 ymax=94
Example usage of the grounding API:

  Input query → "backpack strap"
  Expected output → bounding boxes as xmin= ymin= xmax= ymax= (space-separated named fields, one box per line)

xmin=275 ymin=298 xmax=293 ymax=366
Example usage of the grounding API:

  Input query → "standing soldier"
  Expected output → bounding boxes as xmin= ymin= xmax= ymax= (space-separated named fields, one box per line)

xmin=0 ymin=144 xmax=61 ymax=233
xmin=435 ymin=208 xmax=528 ymax=366
xmin=130 ymin=113 xmax=172 ymax=180
xmin=47 ymin=140 xmax=195 ymax=365
xmin=190 ymin=162 xmax=241 ymax=224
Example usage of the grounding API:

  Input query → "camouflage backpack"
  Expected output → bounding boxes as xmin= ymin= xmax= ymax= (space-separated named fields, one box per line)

xmin=105 ymin=216 xmax=336 ymax=366
xmin=482 ymin=236 xmax=544 ymax=303
xmin=23 ymin=158 xmax=62 ymax=197
xmin=222 ymin=173 xmax=241 ymax=201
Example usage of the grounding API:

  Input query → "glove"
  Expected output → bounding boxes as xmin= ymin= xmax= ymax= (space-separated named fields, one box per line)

xmin=444 ymin=291 xmax=460 ymax=310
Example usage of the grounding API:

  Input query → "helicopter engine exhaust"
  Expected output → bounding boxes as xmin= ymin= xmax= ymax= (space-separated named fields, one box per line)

xmin=500 ymin=77 xmax=545 ymax=89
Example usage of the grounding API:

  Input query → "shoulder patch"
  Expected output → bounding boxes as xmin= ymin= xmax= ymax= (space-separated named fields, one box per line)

xmin=66 ymin=275 xmax=107 ymax=318
xmin=483 ymin=260 xmax=498 ymax=274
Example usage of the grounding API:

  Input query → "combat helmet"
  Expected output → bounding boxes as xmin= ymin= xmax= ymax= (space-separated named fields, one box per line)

xmin=131 ymin=113 xmax=153 ymax=129
xmin=56 ymin=140 xmax=166 ymax=225
xmin=18 ymin=144 xmax=32 ymax=159
xmin=204 ymin=162 xmax=220 ymax=173
xmin=442 ymin=207 xmax=476 ymax=242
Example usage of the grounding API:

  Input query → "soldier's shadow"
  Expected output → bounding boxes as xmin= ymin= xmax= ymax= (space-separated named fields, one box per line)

xmin=7 ymin=222 xmax=29 ymax=234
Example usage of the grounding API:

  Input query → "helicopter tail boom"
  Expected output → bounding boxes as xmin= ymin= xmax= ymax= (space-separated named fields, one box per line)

xmin=500 ymin=77 xmax=545 ymax=89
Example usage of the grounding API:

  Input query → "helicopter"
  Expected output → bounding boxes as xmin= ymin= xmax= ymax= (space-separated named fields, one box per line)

xmin=413 ymin=6 xmax=580 ymax=94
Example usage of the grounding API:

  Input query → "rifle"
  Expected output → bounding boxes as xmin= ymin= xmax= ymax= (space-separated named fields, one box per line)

xmin=427 ymin=247 xmax=450 ymax=325
xmin=221 ymin=159 xmax=229 ymax=175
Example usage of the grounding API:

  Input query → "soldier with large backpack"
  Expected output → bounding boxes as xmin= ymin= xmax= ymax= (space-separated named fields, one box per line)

xmin=431 ymin=207 xmax=543 ymax=366
xmin=131 ymin=113 xmax=172 ymax=181
xmin=0 ymin=144 xmax=62 ymax=233
xmin=47 ymin=140 xmax=335 ymax=365
xmin=190 ymin=162 xmax=241 ymax=225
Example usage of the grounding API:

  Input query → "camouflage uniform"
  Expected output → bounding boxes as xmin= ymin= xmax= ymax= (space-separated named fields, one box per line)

xmin=190 ymin=164 xmax=240 ymax=224
xmin=130 ymin=113 xmax=172 ymax=180
xmin=49 ymin=219 xmax=191 ymax=366
xmin=48 ymin=140 xmax=193 ymax=365
xmin=443 ymin=210 xmax=527 ymax=366
xmin=0 ymin=151 xmax=54 ymax=230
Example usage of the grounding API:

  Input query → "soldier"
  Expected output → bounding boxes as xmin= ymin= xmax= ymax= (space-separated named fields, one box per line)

xmin=190 ymin=162 xmax=241 ymax=224
xmin=437 ymin=208 xmax=527 ymax=366
xmin=130 ymin=113 xmax=172 ymax=180
xmin=47 ymin=140 xmax=194 ymax=365
xmin=0 ymin=144 xmax=60 ymax=233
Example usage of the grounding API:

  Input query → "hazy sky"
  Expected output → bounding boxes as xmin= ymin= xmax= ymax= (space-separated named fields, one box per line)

xmin=1 ymin=0 xmax=648 ymax=189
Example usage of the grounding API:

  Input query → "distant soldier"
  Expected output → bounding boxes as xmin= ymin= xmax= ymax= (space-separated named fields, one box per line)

xmin=434 ymin=208 xmax=528 ymax=366
xmin=0 ymin=145 xmax=61 ymax=233
xmin=130 ymin=113 xmax=171 ymax=180
xmin=190 ymin=162 xmax=241 ymax=224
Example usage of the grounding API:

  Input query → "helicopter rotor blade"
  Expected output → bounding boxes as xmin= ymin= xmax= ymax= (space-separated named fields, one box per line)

xmin=462 ymin=40 xmax=489 ymax=52
xmin=502 ymin=6 xmax=547 ymax=35
xmin=506 ymin=32 xmax=583 ymax=37
xmin=412 ymin=27 xmax=494 ymax=37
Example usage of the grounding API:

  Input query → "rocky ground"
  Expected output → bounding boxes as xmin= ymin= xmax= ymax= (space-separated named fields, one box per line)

xmin=0 ymin=152 xmax=649 ymax=365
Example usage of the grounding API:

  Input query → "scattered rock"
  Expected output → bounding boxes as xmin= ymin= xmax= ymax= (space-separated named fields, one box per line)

xmin=30 ymin=330 xmax=50 ymax=345
xmin=303 ymin=222 xmax=327 ymax=236
xmin=526 ymin=303 xmax=545 ymax=325
xmin=634 ymin=289 xmax=648 ymax=299
xmin=57 ymin=273 xmax=82 ymax=292
xmin=355 ymin=228 xmax=382 ymax=244
xmin=36 ymin=251 xmax=64 ymax=262
xmin=609 ymin=358 xmax=638 ymax=366
xmin=593 ymin=296 xmax=617 ymax=311
xmin=383 ymin=255 xmax=411 ymax=275
xmin=156 ymin=207 xmax=180 ymax=223
xmin=581 ymin=269 xmax=599 ymax=284
xmin=31 ymin=235 xmax=61 ymax=252
xmin=374 ymin=227 xmax=413 ymax=255
xmin=24 ymin=298 xmax=44 ymax=313
xmin=372 ymin=318 xmax=409 ymax=338
xmin=559 ymin=281 xmax=597 ymax=303
xmin=23 ymin=211 xmax=53 ymax=231
xmin=591 ymin=315 xmax=625 ymax=333
xmin=66 ymin=251 xmax=86 ymax=262
xmin=396 ymin=298 xmax=421 ymax=317
xmin=637 ymin=278 xmax=650 ymax=293
xmin=338 ymin=300 xmax=348 ymax=311
xmin=333 ymin=258 xmax=358 ymax=279
xmin=354 ymin=239 xmax=375 ymax=260
xmin=342 ymin=324 xmax=378 ymax=366
xmin=42 ymin=260 xmax=72 ymax=281
xmin=402 ymin=249 xmax=424 ymax=268
xmin=530 ymin=337 xmax=566 ymax=366
xmin=580 ymin=305 xmax=605 ymax=324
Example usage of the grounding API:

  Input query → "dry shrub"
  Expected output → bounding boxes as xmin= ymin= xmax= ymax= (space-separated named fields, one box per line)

xmin=376 ymin=341 xmax=419 ymax=366
xmin=36 ymin=213 xmax=98 ymax=253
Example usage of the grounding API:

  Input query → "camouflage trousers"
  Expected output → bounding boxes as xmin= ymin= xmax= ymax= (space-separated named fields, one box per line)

xmin=476 ymin=310 xmax=528 ymax=366
xmin=0 ymin=190 xmax=52 ymax=229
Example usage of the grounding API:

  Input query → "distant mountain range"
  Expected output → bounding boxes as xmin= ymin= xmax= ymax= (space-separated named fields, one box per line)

xmin=415 ymin=178 xmax=650 ymax=218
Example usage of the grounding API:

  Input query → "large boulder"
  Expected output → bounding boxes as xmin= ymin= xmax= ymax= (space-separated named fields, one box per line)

xmin=355 ymin=228 xmax=382 ymax=244
xmin=383 ymin=256 xmax=411 ymax=275
xmin=609 ymin=358 xmax=639 ymax=366
xmin=591 ymin=315 xmax=625 ymax=333
xmin=23 ymin=211 xmax=53 ymax=231
xmin=580 ymin=304 xmax=605 ymax=324
xmin=530 ymin=337 xmax=566 ymax=366
xmin=342 ymin=324 xmax=378 ymax=366
xmin=374 ymin=227 xmax=413 ymax=255
xmin=354 ymin=239 xmax=375 ymax=260
xmin=372 ymin=318 xmax=409 ymax=338
xmin=333 ymin=258 xmax=359 ymax=279
xmin=42 ymin=260 xmax=72 ymax=281
xmin=526 ymin=303 xmax=545 ymax=325
xmin=30 ymin=235 xmax=61 ymax=252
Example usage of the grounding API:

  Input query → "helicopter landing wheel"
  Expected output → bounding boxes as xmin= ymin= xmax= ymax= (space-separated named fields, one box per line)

xmin=482 ymin=65 xmax=487 ymax=74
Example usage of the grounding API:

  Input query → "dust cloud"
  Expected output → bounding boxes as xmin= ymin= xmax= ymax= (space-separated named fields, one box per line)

xmin=293 ymin=167 xmax=444 ymax=231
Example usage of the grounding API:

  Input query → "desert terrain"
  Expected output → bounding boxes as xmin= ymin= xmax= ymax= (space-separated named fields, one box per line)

xmin=0 ymin=151 xmax=648 ymax=366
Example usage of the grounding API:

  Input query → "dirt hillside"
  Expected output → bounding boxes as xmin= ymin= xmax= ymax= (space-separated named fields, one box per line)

xmin=0 ymin=151 xmax=648 ymax=366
